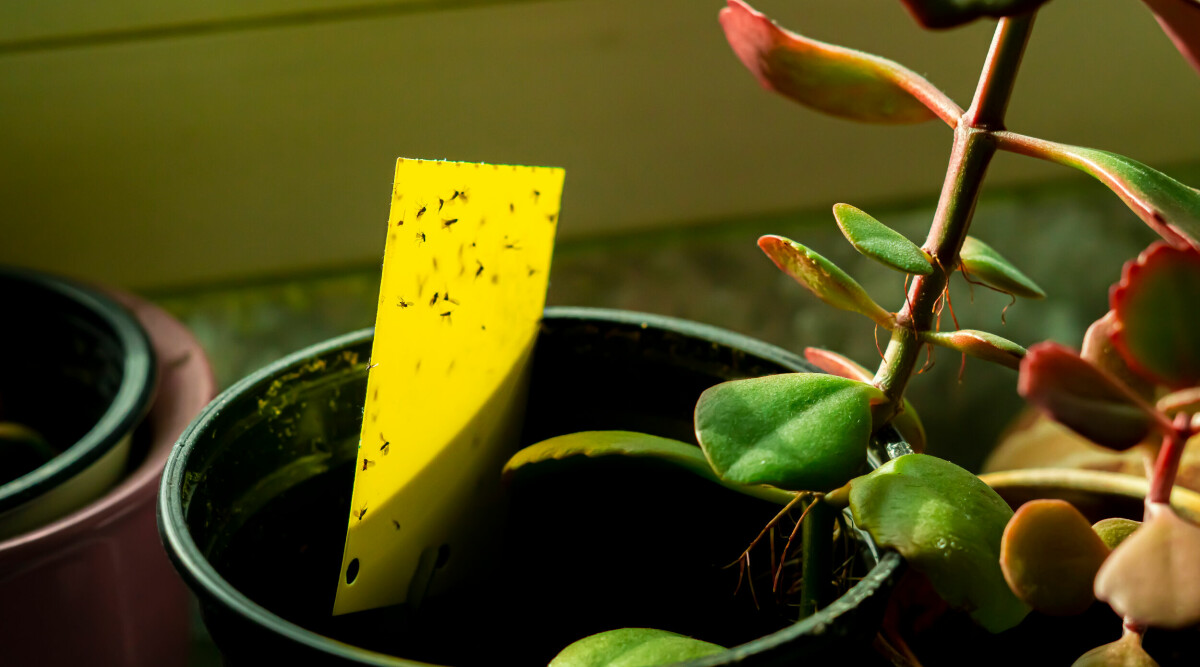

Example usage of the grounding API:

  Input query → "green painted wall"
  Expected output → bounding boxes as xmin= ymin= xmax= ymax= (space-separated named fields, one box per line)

xmin=1 ymin=0 xmax=1197 ymax=289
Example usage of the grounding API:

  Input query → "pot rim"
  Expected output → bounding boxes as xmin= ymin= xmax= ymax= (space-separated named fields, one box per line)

xmin=0 ymin=268 xmax=158 ymax=513
xmin=158 ymin=307 xmax=909 ymax=666
xmin=981 ymin=468 xmax=1200 ymax=521
xmin=0 ymin=289 xmax=214 ymax=554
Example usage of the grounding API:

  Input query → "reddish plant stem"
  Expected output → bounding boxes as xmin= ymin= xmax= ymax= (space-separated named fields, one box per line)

xmin=1147 ymin=411 xmax=1195 ymax=505
xmin=873 ymin=13 xmax=1036 ymax=411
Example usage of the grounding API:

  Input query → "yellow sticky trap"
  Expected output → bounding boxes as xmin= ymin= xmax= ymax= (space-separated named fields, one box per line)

xmin=334 ymin=158 xmax=563 ymax=616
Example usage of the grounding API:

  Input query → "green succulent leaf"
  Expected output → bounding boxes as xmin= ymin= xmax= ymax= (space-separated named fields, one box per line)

xmin=803 ymin=347 xmax=928 ymax=452
xmin=696 ymin=373 xmax=881 ymax=492
xmin=833 ymin=204 xmax=934 ymax=275
xmin=997 ymin=134 xmax=1200 ymax=251
xmin=502 ymin=431 xmax=796 ymax=506
xmin=1110 ymin=242 xmax=1200 ymax=389
xmin=719 ymin=0 xmax=959 ymax=125
xmin=1071 ymin=631 xmax=1160 ymax=667
xmin=1000 ymin=499 xmax=1110 ymax=616
xmin=898 ymin=0 xmax=1051 ymax=29
xmin=920 ymin=329 xmax=1026 ymax=370
xmin=959 ymin=236 xmax=1046 ymax=299
xmin=549 ymin=628 xmax=725 ymax=667
xmin=759 ymin=235 xmax=896 ymax=329
xmin=1092 ymin=518 xmax=1141 ymax=551
xmin=848 ymin=453 xmax=1030 ymax=632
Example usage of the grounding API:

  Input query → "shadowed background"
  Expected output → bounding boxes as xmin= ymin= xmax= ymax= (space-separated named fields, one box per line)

xmin=1 ymin=0 xmax=1196 ymax=514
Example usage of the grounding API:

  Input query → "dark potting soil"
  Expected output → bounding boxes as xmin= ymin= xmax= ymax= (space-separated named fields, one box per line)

xmin=211 ymin=451 xmax=872 ymax=666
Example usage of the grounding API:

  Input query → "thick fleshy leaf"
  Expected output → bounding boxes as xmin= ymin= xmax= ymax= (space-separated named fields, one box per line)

xmin=1082 ymin=311 xmax=1157 ymax=401
xmin=549 ymin=628 xmax=725 ymax=667
xmin=1092 ymin=518 xmax=1141 ymax=551
xmin=695 ymin=373 xmax=881 ymax=492
xmin=997 ymin=134 xmax=1200 ymax=251
xmin=1000 ymin=499 xmax=1110 ymax=616
xmin=833 ymin=204 xmax=934 ymax=275
xmin=1072 ymin=630 xmax=1161 ymax=667
xmin=959 ymin=236 xmax=1046 ymax=299
xmin=501 ymin=431 xmax=796 ymax=506
xmin=920 ymin=329 xmax=1026 ymax=370
xmin=898 ymin=0 xmax=1051 ymax=29
xmin=1095 ymin=502 xmax=1200 ymax=629
xmin=1142 ymin=0 xmax=1200 ymax=76
xmin=719 ymin=0 xmax=958 ymax=124
xmin=759 ymin=235 xmax=895 ymax=329
xmin=848 ymin=453 xmax=1030 ymax=632
xmin=803 ymin=347 xmax=927 ymax=452
xmin=1110 ymin=242 xmax=1200 ymax=389
xmin=1018 ymin=342 xmax=1158 ymax=451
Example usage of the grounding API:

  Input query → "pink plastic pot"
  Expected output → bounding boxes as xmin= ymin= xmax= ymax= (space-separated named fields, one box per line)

xmin=0 ymin=290 xmax=215 ymax=667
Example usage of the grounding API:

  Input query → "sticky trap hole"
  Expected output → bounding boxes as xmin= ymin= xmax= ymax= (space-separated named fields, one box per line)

xmin=346 ymin=558 xmax=360 ymax=585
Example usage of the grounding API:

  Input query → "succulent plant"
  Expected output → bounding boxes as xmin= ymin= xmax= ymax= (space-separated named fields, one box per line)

xmin=508 ymin=1 xmax=1200 ymax=664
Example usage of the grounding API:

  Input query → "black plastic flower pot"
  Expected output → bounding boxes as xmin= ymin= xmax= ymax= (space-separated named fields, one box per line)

xmin=159 ymin=307 xmax=909 ymax=666
xmin=0 ymin=267 xmax=157 ymax=539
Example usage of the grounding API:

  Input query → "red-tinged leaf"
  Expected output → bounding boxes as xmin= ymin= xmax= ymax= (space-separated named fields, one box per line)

xmin=804 ymin=347 xmax=875 ymax=383
xmin=1000 ymin=499 xmax=1110 ymax=616
xmin=1110 ymin=242 xmax=1200 ymax=389
xmin=1095 ymin=502 xmax=1200 ymax=629
xmin=759 ymin=235 xmax=896 ymax=329
xmin=898 ymin=0 xmax=1051 ymax=29
xmin=997 ymin=134 xmax=1200 ymax=251
xmin=719 ymin=0 xmax=959 ymax=125
xmin=804 ymin=348 xmax=927 ymax=452
xmin=1142 ymin=0 xmax=1200 ymax=76
xmin=920 ymin=329 xmax=1026 ymax=370
xmin=1018 ymin=342 xmax=1159 ymax=451
xmin=1082 ymin=311 xmax=1157 ymax=401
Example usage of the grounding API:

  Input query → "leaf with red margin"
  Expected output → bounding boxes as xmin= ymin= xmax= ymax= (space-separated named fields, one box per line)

xmin=1018 ymin=342 xmax=1159 ymax=451
xmin=898 ymin=0 xmax=1051 ymax=29
xmin=996 ymin=134 xmax=1200 ymax=252
xmin=759 ymin=235 xmax=896 ymax=329
xmin=1111 ymin=242 xmax=1200 ymax=389
xmin=1081 ymin=310 xmax=1157 ymax=401
xmin=920 ymin=329 xmax=1026 ymax=370
xmin=1142 ymin=0 xmax=1200 ymax=76
xmin=719 ymin=0 xmax=959 ymax=125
